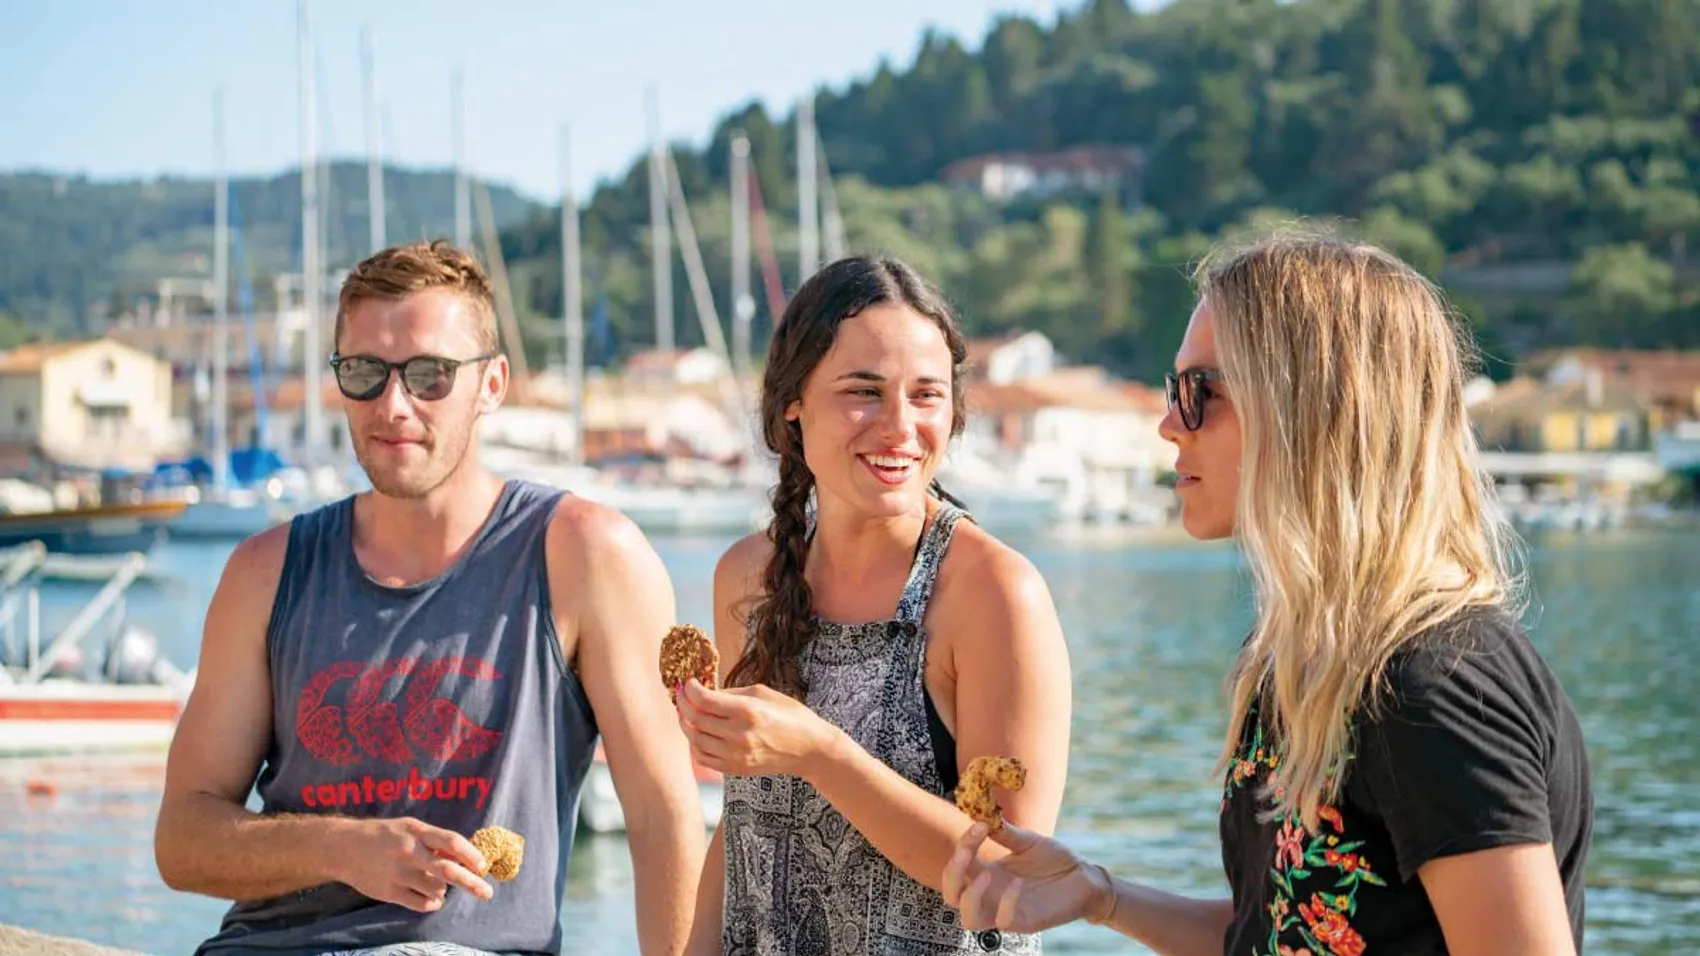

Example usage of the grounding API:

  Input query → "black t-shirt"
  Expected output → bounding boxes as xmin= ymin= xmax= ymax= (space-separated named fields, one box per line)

xmin=1219 ymin=606 xmax=1593 ymax=955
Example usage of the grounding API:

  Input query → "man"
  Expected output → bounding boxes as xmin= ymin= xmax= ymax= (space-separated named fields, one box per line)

xmin=155 ymin=240 xmax=705 ymax=956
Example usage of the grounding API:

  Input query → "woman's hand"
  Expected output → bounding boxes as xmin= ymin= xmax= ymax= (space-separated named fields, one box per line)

xmin=942 ymin=821 xmax=1115 ymax=935
xmin=676 ymin=679 xmax=844 ymax=779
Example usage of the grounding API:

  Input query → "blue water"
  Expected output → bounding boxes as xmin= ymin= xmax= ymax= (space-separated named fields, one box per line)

xmin=1 ymin=526 xmax=1696 ymax=954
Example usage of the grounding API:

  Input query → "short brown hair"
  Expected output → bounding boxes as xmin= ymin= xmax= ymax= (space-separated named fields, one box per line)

xmin=335 ymin=239 xmax=500 ymax=353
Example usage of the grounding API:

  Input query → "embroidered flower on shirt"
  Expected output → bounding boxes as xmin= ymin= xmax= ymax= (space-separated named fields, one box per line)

xmin=1226 ymin=711 xmax=1385 ymax=956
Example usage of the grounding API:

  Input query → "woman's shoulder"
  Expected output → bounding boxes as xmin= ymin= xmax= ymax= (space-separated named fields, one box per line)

xmin=933 ymin=517 xmax=1055 ymax=619
xmin=1371 ymin=602 xmax=1567 ymax=735
xmin=1383 ymin=603 xmax=1534 ymax=692
xmin=715 ymin=531 xmax=772 ymax=602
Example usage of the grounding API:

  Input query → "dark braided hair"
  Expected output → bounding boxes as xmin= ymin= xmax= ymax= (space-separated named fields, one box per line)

xmin=725 ymin=255 xmax=969 ymax=697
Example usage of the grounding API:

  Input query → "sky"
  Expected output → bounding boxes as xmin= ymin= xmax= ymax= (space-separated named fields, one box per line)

xmin=0 ymin=0 xmax=1100 ymax=201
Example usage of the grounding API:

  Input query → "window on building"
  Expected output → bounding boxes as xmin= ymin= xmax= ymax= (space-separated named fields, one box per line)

xmin=85 ymin=405 xmax=130 ymax=445
xmin=1615 ymin=419 xmax=1638 ymax=450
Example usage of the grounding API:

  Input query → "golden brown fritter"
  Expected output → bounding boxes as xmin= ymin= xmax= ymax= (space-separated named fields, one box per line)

xmin=955 ymin=756 xmax=1027 ymax=832
xmin=659 ymin=624 xmax=719 ymax=703
xmin=470 ymin=825 xmax=524 ymax=882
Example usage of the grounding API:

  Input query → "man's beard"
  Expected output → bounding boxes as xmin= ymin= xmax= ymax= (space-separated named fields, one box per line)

xmin=354 ymin=424 xmax=473 ymax=500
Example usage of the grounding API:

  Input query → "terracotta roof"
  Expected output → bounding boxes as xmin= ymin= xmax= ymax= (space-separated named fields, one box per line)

xmin=230 ymin=378 xmax=344 ymax=413
xmin=1525 ymin=348 xmax=1700 ymax=408
xmin=0 ymin=341 xmax=93 ymax=372
xmin=963 ymin=333 xmax=1026 ymax=374
xmin=969 ymin=369 xmax=1160 ymax=415
xmin=1472 ymin=375 xmax=1647 ymax=422
xmin=1121 ymin=381 xmax=1167 ymax=417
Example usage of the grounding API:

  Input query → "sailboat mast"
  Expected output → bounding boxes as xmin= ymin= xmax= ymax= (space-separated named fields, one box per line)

xmin=453 ymin=69 xmax=470 ymax=250
xmin=646 ymin=86 xmax=674 ymax=352
xmin=298 ymin=0 xmax=324 ymax=461
xmin=213 ymin=88 xmax=231 ymax=491
xmin=561 ymin=124 xmax=585 ymax=467
xmin=797 ymin=94 xmax=819 ymax=281
xmin=663 ymin=151 xmax=743 ymax=429
xmin=817 ymin=123 xmax=846 ymax=263
xmin=730 ymin=133 xmax=753 ymax=386
xmin=363 ymin=26 xmax=385 ymax=253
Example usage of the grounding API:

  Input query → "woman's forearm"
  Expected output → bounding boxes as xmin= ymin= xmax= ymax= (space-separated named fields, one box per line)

xmin=804 ymin=727 xmax=1022 ymax=893
xmin=1094 ymin=871 xmax=1234 ymax=956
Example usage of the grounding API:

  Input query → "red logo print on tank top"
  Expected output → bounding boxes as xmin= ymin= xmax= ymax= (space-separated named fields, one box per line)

xmin=292 ymin=655 xmax=504 ymax=812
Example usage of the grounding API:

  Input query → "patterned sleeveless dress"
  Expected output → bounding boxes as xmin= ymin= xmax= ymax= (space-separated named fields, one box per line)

xmin=720 ymin=504 xmax=1040 ymax=955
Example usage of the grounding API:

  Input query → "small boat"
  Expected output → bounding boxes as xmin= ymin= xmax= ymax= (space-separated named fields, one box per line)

xmin=169 ymin=487 xmax=287 ymax=540
xmin=0 ymin=499 xmax=184 ymax=555
xmin=0 ymin=673 xmax=189 ymax=757
xmin=0 ymin=547 xmax=191 ymax=757
xmin=577 ymin=741 xmax=723 ymax=834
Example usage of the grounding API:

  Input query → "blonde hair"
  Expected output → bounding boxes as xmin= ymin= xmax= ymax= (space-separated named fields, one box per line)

xmin=335 ymin=239 xmax=499 ymax=353
xmin=1201 ymin=231 xmax=1523 ymax=830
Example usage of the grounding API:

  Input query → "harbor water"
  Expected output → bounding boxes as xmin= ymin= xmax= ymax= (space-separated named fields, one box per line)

xmin=2 ymin=525 xmax=1696 ymax=954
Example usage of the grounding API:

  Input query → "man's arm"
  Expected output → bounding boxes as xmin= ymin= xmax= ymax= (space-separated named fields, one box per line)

xmin=154 ymin=525 xmax=491 ymax=909
xmin=155 ymin=525 xmax=339 ymax=899
xmin=551 ymin=500 xmax=705 ymax=956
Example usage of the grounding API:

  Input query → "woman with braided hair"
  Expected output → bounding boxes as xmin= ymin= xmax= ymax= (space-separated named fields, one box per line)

xmin=675 ymin=255 xmax=1074 ymax=955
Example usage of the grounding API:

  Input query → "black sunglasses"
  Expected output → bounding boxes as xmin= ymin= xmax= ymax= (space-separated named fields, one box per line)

xmin=1164 ymin=367 xmax=1225 ymax=432
xmin=328 ymin=352 xmax=499 ymax=402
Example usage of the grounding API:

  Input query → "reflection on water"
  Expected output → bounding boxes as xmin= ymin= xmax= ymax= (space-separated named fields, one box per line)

xmin=1 ymin=528 xmax=1695 ymax=954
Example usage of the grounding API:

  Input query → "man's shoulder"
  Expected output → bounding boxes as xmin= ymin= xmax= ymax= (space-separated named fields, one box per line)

xmin=546 ymin=492 xmax=644 ymax=545
xmin=225 ymin=520 xmax=294 ymax=589
xmin=542 ymin=493 xmax=661 ymax=581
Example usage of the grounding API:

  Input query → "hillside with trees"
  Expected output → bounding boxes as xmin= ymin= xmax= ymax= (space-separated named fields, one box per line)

xmin=2 ymin=0 xmax=1696 ymax=383
xmin=500 ymin=0 xmax=1700 ymax=382
xmin=0 ymin=165 xmax=534 ymax=338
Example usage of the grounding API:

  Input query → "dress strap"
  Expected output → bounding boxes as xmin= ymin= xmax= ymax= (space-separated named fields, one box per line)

xmin=894 ymin=504 xmax=969 ymax=624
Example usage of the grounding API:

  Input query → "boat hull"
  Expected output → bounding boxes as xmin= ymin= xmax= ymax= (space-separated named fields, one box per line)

xmin=0 ymin=681 xmax=187 ymax=757
xmin=0 ymin=502 xmax=182 ymax=555
xmin=169 ymin=498 xmax=282 ymax=539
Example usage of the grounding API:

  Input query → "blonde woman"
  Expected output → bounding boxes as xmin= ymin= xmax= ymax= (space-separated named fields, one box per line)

xmin=942 ymin=235 xmax=1593 ymax=956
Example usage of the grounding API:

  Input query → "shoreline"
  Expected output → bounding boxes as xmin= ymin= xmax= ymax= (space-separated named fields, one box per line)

xmin=0 ymin=924 xmax=148 ymax=956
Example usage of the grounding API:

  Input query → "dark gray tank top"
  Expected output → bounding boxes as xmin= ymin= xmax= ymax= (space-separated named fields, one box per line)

xmin=196 ymin=480 xmax=598 ymax=956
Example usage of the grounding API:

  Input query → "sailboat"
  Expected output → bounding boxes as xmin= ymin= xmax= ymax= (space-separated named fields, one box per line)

xmin=168 ymin=92 xmax=292 ymax=540
xmin=493 ymin=97 xmax=768 ymax=535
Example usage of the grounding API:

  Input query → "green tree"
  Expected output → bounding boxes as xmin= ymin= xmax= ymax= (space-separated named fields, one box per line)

xmin=1568 ymin=242 xmax=1675 ymax=345
xmin=1092 ymin=187 xmax=1133 ymax=337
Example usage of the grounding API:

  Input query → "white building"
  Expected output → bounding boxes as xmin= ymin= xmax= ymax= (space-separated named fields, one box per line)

xmin=966 ymin=331 xmax=1057 ymax=385
xmin=0 ymin=338 xmax=188 ymax=472
xmin=963 ymin=365 xmax=1171 ymax=523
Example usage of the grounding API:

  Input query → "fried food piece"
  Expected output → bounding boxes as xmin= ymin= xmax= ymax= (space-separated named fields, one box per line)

xmin=470 ymin=825 xmax=524 ymax=882
xmin=955 ymin=756 xmax=1027 ymax=832
xmin=659 ymin=623 xmax=719 ymax=703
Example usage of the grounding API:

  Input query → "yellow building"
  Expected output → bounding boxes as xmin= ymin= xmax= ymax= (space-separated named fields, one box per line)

xmin=1472 ymin=374 xmax=1649 ymax=453
xmin=0 ymin=338 xmax=184 ymax=471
